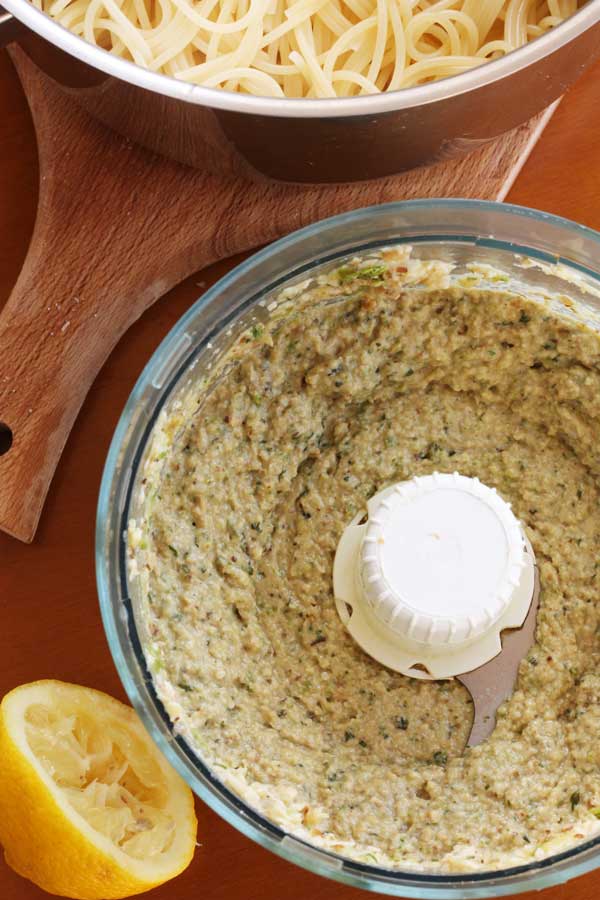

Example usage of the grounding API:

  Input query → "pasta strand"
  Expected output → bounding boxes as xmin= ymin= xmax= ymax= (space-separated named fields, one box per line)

xmin=41 ymin=0 xmax=581 ymax=98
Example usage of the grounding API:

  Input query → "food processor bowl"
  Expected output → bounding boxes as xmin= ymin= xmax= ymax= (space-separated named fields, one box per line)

xmin=97 ymin=199 xmax=600 ymax=897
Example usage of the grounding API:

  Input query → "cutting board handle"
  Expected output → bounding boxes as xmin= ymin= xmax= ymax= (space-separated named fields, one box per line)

xmin=0 ymin=49 xmax=237 ymax=541
xmin=0 ymin=48 xmax=555 ymax=542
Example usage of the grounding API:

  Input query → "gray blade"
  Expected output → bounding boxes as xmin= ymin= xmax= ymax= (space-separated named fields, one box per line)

xmin=458 ymin=566 xmax=540 ymax=748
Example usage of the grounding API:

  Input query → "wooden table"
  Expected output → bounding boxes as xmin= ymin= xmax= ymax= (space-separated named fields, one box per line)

xmin=2 ymin=48 xmax=600 ymax=900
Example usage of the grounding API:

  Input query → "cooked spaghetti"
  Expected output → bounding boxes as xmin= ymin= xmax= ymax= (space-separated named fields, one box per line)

xmin=35 ymin=0 xmax=581 ymax=97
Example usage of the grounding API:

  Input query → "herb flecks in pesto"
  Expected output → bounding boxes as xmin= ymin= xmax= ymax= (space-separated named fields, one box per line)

xmin=133 ymin=255 xmax=600 ymax=873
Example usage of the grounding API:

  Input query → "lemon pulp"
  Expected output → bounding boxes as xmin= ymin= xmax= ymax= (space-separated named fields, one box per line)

xmin=0 ymin=680 xmax=197 ymax=900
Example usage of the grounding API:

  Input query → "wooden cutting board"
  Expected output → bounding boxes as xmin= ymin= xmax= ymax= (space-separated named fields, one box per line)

xmin=0 ymin=46 xmax=559 ymax=544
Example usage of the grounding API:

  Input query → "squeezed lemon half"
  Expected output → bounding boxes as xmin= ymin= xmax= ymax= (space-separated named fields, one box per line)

xmin=0 ymin=680 xmax=197 ymax=899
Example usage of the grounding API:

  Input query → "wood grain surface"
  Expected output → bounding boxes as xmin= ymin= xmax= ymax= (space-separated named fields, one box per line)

xmin=0 ymin=48 xmax=557 ymax=544
xmin=1 ymin=46 xmax=600 ymax=900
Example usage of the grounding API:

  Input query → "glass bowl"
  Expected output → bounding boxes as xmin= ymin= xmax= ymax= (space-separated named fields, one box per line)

xmin=97 ymin=199 xmax=600 ymax=898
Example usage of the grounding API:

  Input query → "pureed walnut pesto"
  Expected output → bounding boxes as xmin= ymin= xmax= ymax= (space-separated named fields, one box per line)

xmin=129 ymin=249 xmax=600 ymax=872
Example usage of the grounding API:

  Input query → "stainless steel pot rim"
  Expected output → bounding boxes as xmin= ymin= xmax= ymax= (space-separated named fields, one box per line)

xmin=4 ymin=0 xmax=600 ymax=118
xmin=98 ymin=199 xmax=600 ymax=898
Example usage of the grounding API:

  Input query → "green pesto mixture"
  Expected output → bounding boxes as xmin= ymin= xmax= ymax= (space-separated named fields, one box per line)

xmin=131 ymin=253 xmax=600 ymax=872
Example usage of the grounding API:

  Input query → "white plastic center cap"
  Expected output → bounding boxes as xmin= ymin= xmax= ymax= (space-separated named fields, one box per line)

xmin=334 ymin=472 xmax=536 ymax=679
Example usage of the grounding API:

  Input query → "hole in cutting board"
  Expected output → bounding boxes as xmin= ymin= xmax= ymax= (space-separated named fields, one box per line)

xmin=0 ymin=422 xmax=13 ymax=455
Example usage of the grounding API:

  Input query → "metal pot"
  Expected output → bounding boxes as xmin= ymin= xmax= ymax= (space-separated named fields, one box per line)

xmin=1 ymin=1 xmax=600 ymax=184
